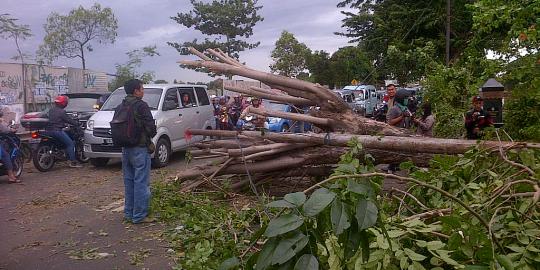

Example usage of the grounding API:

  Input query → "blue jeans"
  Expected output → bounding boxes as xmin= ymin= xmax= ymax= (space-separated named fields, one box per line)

xmin=47 ymin=130 xmax=75 ymax=161
xmin=0 ymin=146 xmax=12 ymax=170
xmin=122 ymin=146 xmax=151 ymax=223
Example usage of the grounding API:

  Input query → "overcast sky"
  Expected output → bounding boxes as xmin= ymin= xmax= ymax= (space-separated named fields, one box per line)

xmin=1 ymin=0 xmax=354 ymax=83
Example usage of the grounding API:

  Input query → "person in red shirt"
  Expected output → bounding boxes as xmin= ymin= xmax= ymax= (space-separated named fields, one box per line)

xmin=465 ymin=96 xmax=493 ymax=139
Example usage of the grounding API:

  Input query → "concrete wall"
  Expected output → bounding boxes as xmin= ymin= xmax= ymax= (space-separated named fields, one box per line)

xmin=0 ymin=62 xmax=108 ymax=122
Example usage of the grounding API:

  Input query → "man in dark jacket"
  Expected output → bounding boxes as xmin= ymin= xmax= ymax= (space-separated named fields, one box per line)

xmin=465 ymin=96 xmax=493 ymax=139
xmin=46 ymin=95 xmax=82 ymax=168
xmin=121 ymin=79 xmax=157 ymax=224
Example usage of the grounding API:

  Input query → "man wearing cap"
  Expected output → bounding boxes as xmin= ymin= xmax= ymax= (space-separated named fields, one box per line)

xmin=465 ymin=96 xmax=493 ymax=139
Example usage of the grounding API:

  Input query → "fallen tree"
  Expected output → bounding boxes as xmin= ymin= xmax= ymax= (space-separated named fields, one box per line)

xmin=176 ymin=47 xmax=539 ymax=192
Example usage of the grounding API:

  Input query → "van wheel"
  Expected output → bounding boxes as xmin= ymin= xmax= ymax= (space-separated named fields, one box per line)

xmin=152 ymin=138 xmax=170 ymax=168
xmin=90 ymin=158 xmax=109 ymax=167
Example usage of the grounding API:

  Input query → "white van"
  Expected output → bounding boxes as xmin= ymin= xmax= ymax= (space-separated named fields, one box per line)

xmin=83 ymin=84 xmax=214 ymax=168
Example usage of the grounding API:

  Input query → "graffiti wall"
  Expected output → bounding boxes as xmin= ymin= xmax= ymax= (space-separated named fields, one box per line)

xmin=0 ymin=62 xmax=108 ymax=121
xmin=0 ymin=63 xmax=24 ymax=105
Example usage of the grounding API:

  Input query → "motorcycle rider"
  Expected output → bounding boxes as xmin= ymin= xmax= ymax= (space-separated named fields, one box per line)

xmin=239 ymin=97 xmax=266 ymax=129
xmin=0 ymin=112 xmax=19 ymax=182
xmin=46 ymin=95 xmax=82 ymax=168
xmin=217 ymin=97 xmax=230 ymax=130
xmin=228 ymin=95 xmax=243 ymax=127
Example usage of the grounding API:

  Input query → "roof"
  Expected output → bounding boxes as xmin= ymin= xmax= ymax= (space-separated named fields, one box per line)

xmin=481 ymin=78 xmax=504 ymax=89
xmin=115 ymin=84 xmax=208 ymax=90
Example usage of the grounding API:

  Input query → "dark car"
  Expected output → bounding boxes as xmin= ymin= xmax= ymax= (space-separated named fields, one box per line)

xmin=21 ymin=92 xmax=111 ymax=129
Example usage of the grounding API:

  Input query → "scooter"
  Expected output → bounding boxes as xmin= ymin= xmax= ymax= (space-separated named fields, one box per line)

xmin=31 ymin=121 xmax=89 ymax=172
xmin=237 ymin=114 xmax=268 ymax=131
xmin=0 ymin=120 xmax=24 ymax=178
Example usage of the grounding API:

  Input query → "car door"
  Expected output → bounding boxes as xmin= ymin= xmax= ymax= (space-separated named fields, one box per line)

xmin=160 ymin=87 xmax=184 ymax=150
xmin=193 ymin=86 xmax=213 ymax=129
xmin=177 ymin=87 xmax=199 ymax=147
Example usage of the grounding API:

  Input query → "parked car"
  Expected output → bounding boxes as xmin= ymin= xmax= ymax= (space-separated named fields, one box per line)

xmin=21 ymin=92 xmax=111 ymax=128
xmin=332 ymin=89 xmax=356 ymax=111
xmin=84 ymin=84 xmax=214 ymax=168
xmin=342 ymin=85 xmax=378 ymax=116
xmin=265 ymin=102 xmax=311 ymax=133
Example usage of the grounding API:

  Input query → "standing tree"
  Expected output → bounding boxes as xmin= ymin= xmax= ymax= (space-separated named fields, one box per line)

xmin=108 ymin=46 xmax=160 ymax=91
xmin=168 ymin=0 xmax=263 ymax=66
xmin=0 ymin=14 xmax=32 ymax=111
xmin=306 ymin=50 xmax=333 ymax=87
xmin=38 ymin=3 xmax=118 ymax=70
xmin=269 ymin=31 xmax=311 ymax=78
xmin=329 ymin=46 xmax=374 ymax=88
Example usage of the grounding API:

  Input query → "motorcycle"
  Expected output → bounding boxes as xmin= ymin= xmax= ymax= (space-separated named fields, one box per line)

xmin=237 ymin=114 xmax=268 ymax=131
xmin=31 ymin=120 xmax=89 ymax=172
xmin=0 ymin=120 xmax=24 ymax=178
xmin=372 ymin=102 xmax=388 ymax=122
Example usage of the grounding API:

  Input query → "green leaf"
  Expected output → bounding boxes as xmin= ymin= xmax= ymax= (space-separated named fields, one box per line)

xmin=303 ymin=188 xmax=336 ymax=217
xmin=255 ymin=238 xmax=278 ymax=270
xmin=404 ymin=248 xmax=426 ymax=261
xmin=426 ymin=241 xmax=445 ymax=250
xmin=294 ymin=254 xmax=319 ymax=270
xmin=330 ymin=200 xmax=350 ymax=235
xmin=355 ymin=199 xmax=378 ymax=230
xmin=271 ymin=232 xmax=309 ymax=265
xmin=218 ymin=257 xmax=240 ymax=270
xmin=266 ymin=200 xmax=295 ymax=209
xmin=496 ymin=254 xmax=514 ymax=270
xmin=264 ymin=214 xmax=304 ymax=237
xmin=284 ymin=192 xmax=306 ymax=206
xmin=347 ymin=179 xmax=374 ymax=197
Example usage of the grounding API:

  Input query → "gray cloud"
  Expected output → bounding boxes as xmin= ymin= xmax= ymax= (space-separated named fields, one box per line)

xmin=1 ymin=0 xmax=354 ymax=83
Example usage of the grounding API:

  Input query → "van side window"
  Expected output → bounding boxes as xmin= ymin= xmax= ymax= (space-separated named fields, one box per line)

xmin=177 ymin=87 xmax=197 ymax=108
xmin=195 ymin=87 xmax=210 ymax=106
xmin=162 ymin=88 xmax=179 ymax=111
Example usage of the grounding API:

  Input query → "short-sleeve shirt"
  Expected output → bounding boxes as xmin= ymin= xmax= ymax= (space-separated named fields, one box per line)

xmin=387 ymin=105 xmax=405 ymax=128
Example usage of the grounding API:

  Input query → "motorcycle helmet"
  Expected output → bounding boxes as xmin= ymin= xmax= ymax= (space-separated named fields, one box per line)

xmin=54 ymin=95 xmax=69 ymax=108
xmin=393 ymin=89 xmax=410 ymax=106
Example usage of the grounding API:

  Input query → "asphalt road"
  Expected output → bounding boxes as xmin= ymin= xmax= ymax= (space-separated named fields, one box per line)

xmin=0 ymin=152 xmax=192 ymax=270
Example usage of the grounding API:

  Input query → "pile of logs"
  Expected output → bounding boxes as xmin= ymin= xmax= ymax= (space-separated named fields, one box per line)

xmin=176 ymin=48 xmax=539 ymax=193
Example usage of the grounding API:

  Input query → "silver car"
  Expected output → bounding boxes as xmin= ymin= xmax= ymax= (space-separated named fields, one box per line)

xmin=84 ymin=84 xmax=215 ymax=167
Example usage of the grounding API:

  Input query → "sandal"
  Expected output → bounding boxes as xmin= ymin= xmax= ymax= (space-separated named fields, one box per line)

xmin=8 ymin=178 xmax=21 ymax=184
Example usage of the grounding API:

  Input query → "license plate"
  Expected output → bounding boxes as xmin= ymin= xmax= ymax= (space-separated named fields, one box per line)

xmin=29 ymin=138 xmax=41 ymax=144
xmin=103 ymin=139 xmax=112 ymax=144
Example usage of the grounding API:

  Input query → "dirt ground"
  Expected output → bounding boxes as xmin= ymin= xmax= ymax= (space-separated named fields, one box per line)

xmin=0 ymin=152 xmax=191 ymax=270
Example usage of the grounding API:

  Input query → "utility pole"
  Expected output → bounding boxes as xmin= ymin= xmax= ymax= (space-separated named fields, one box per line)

xmin=446 ymin=0 xmax=451 ymax=66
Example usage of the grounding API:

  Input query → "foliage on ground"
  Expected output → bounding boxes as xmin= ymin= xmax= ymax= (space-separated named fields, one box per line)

xmin=228 ymin=139 xmax=540 ymax=269
xmin=151 ymin=180 xmax=267 ymax=270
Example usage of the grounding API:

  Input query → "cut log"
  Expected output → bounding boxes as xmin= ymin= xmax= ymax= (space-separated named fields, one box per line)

xmin=189 ymin=129 xmax=538 ymax=155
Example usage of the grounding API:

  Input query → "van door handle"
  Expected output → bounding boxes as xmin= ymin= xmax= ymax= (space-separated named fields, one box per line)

xmin=178 ymin=113 xmax=182 ymax=116
xmin=196 ymin=111 xmax=199 ymax=114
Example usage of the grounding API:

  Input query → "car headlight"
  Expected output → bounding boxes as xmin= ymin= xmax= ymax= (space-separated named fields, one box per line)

xmin=86 ymin=120 xmax=94 ymax=131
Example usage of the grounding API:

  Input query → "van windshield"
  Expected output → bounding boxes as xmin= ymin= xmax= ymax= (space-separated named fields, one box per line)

xmin=101 ymin=88 xmax=163 ymax=111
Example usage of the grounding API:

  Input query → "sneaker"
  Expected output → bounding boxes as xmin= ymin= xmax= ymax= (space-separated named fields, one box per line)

xmin=69 ymin=162 xmax=83 ymax=168
xmin=133 ymin=216 xmax=156 ymax=224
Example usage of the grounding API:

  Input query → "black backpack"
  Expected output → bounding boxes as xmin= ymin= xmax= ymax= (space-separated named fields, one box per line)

xmin=110 ymin=99 xmax=142 ymax=147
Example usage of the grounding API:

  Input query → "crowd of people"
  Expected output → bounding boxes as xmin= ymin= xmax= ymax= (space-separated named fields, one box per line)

xmin=381 ymin=84 xmax=492 ymax=139
xmin=210 ymin=94 xmax=267 ymax=130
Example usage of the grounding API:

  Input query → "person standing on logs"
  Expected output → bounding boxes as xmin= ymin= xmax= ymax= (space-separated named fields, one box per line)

xmin=385 ymin=84 xmax=397 ymax=122
xmin=386 ymin=88 xmax=412 ymax=173
xmin=413 ymin=102 xmax=435 ymax=137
